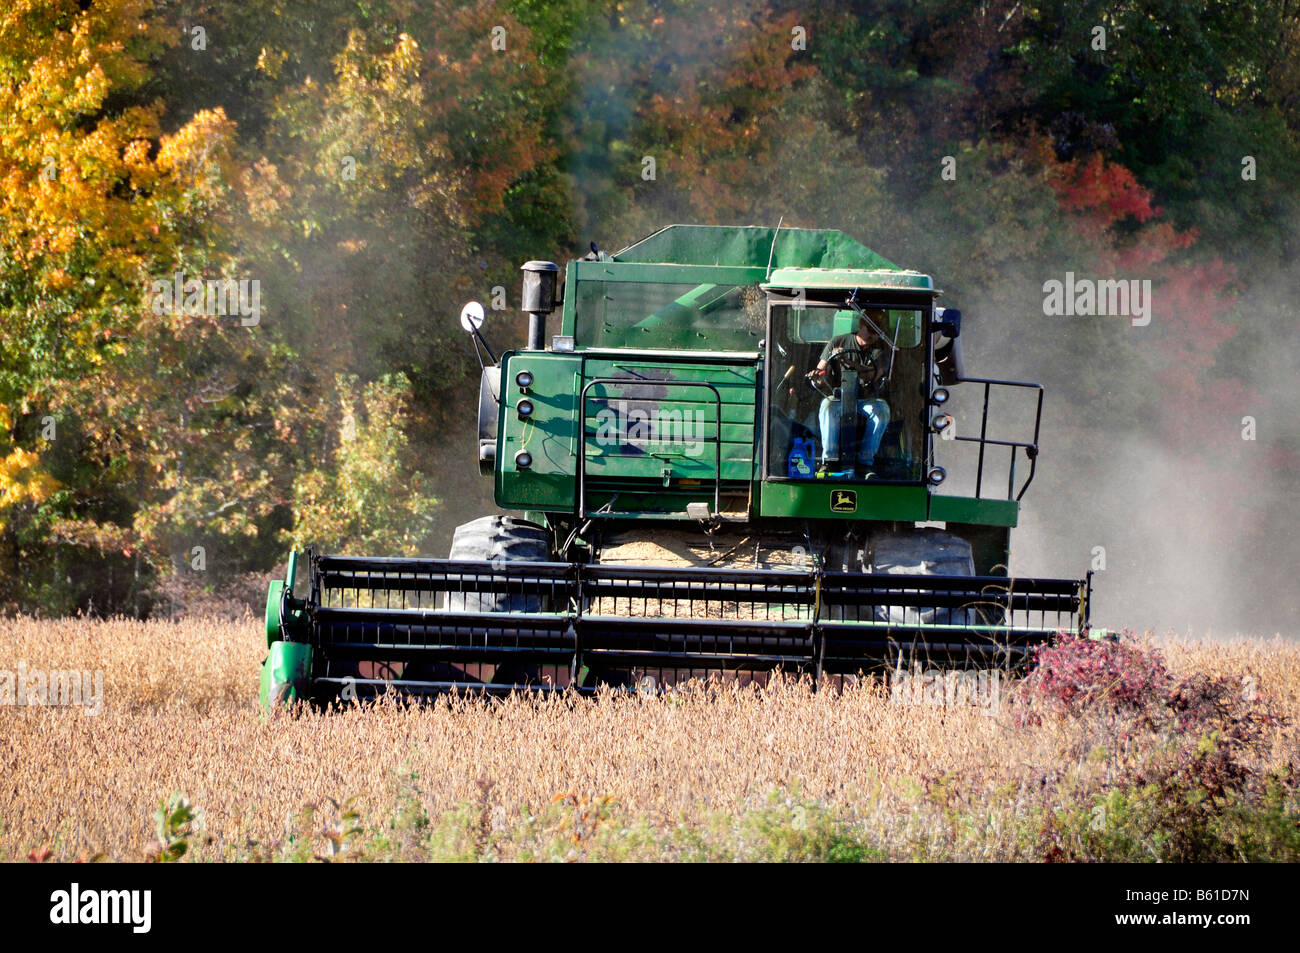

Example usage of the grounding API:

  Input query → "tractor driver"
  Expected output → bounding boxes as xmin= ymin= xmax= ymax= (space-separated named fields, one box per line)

xmin=805 ymin=310 xmax=891 ymax=478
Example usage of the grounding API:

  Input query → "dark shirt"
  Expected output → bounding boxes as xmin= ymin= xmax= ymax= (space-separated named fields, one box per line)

xmin=819 ymin=333 xmax=884 ymax=390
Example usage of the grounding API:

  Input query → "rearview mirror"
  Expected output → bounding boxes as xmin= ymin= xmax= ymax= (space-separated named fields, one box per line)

xmin=934 ymin=307 xmax=961 ymax=338
xmin=460 ymin=300 xmax=485 ymax=334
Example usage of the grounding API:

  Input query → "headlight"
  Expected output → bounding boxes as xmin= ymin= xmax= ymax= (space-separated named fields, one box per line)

xmin=515 ymin=370 xmax=533 ymax=391
xmin=927 ymin=465 xmax=947 ymax=486
xmin=516 ymin=398 xmax=534 ymax=418
xmin=514 ymin=449 xmax=533 ymax=470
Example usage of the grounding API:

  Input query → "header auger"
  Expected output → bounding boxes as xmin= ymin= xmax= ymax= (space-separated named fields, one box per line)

xmin=260 ymin=224 xmax=1094 ymax=707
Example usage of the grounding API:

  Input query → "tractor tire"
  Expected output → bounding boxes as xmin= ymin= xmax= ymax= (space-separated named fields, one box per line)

xmin=445 ymin=515 xmax=551 ymax=612
xmin=439 ymin=515 xmax=553 ymax=688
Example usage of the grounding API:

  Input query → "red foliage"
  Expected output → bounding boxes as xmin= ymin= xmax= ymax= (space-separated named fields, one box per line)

xmin=1047 ymin=149 xmax=1262 ymax=452
xmin=1023 ymin=633 xmax=1284 ymax=754
xmin=1023 ymin=632 xmax=1171 ymax=716
xmin=1050 ymin=153 xmax=1160 ymax=230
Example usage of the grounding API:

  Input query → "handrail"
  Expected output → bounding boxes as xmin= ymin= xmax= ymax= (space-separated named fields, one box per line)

xmin=577 ymin=378 xmax=723 ymax=519
xmin=948 ymin=376 xmax=1044 ymax=501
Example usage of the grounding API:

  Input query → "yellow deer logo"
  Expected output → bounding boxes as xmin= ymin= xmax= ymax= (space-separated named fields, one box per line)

xmin=830 ymin=490 xmax=857 ymax=513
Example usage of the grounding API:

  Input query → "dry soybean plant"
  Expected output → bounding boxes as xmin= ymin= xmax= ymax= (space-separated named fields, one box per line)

xmin=1 ymin=618 xmax=1297 ymax=861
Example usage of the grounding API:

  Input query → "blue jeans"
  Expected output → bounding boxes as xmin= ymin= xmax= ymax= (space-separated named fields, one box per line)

xmin=819 ymin=396 xmax=890 ymax=466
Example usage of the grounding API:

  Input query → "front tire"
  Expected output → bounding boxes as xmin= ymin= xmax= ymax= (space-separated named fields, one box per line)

xmin=439 ymin=515 xmax=554 ymax=687
xmin=446 ymin=515 xmax=551 ymax=612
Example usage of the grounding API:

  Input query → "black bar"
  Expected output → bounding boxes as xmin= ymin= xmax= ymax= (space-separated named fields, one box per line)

xmin=951 ymin=376 xmax=1045 ymax=501
xmin=313 ymin=557 xmax=1082 ymax=595
xmin=975 ymin=381 xmax=990 ymax=497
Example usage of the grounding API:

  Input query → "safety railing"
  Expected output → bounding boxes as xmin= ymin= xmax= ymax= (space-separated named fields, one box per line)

xmin=949 ymin=376 xmax=1043 ymax=501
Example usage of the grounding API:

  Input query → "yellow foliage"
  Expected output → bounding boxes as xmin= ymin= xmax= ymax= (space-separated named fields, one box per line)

xmin=157 ymin=107 xmax=238 ymax=186
xmin=0 ymin=448 xmax=60 ymax=519
xmin=256 ymin=46 xmax=287 ymax=78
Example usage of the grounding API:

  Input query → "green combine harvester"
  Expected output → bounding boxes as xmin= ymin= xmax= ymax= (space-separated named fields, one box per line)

xmin=260 ymin=224 xmax=1095 ymax=706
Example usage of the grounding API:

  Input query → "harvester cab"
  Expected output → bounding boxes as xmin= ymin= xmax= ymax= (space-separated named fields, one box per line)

xmin=260 ymin=225 xmax=1093 ymax=707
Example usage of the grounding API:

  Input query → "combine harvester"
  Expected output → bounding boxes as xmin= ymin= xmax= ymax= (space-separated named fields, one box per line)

xmin=260 ymin=225 xmax=1095 ymax=706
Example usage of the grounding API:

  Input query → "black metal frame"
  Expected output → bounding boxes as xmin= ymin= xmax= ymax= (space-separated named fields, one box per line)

xmin=945 ymin=376 xmax=1044 ymax=501
xmin=300 ymin=551 xmax=1090 ymax=697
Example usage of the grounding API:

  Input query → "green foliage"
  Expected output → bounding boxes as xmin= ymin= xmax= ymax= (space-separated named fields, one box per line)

xmin=285 ymin=373 xmax=439 ymax=555
xmin=1047 ymin=766 xmax=1300 ymax=863
xmin=1014 ymin=0 xmax=1300 ymax=248
xmin=149 ymin=793 xmax=201 ymax=862
xmin=712 ymin=791 xmax=884 ymax=862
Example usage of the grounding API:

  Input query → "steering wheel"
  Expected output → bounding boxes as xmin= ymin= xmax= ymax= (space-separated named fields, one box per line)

xmin=825 ymin=346 xmax=878 ymax=379
xmin=807 ymin=346 xmax=879 ymax=399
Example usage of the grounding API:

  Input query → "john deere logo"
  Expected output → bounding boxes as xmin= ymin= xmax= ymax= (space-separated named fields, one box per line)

xmin=830 ymin=490 xmax=857 ymax=513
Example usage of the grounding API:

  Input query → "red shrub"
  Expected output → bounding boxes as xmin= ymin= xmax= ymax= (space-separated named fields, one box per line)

xmin=1022 ymin=632 xmax=1171 ymax=716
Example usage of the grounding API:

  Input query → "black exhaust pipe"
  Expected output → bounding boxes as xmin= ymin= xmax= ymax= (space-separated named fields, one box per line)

xmin=521 ymin=260 xmax=558 ymax=350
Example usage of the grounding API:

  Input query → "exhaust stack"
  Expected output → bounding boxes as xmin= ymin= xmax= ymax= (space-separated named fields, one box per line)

xmin=521 ymin=260 xmax=559 ymax=350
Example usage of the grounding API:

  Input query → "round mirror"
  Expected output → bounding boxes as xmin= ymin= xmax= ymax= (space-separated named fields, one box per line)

xmin=459 ymin=301 xmax=485 ymax=334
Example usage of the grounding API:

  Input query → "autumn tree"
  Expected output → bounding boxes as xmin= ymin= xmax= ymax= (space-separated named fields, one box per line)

xmin=0 ymin=0 xmax=260 ymax=612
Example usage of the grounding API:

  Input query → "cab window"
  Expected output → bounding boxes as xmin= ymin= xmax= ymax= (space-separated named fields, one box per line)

xmin=767 ymin=303 xmax=926 ymax=482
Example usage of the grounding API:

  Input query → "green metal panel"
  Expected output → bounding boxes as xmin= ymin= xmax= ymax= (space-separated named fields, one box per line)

xmin=560 ymin=260 xmax=578 ymax=338
xmin=585 ymin=445 xmax=753 ymax=481
xmin=497 ymin=352 xmax=761 ymax=513
xmin=612 ymin=225 xmax=900 ymax=270
xmin=582 ymin=415 xmax=754 ymax=443
xmin=759 ymin=481 xmax=930 ymax=521
xmin=582 ymin=358 xmax=756 ymax=393
xmin=496 ymin=351 xmax=581 ymax=510
xmin=927 ymin=494 xmax=1019 ymax=527
xmin=264 ymin=579 xmax=283 ymax=644
xmin=579 ymin=359 xmax=758 ymax=495
xmin=571 ymin=260 xmax=767 ymax=285
xmin=559 ymin=226 xmax=927 ymax=351
xmin=580 ymin=490 xmax=752 ymax=518
xmin=259 ymin=640 xmax=312 ymax=710
xmin=266 ymin=558 xmax=308 ymax=647
xmin=567 ymin=267 xmax=764 ymax=351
